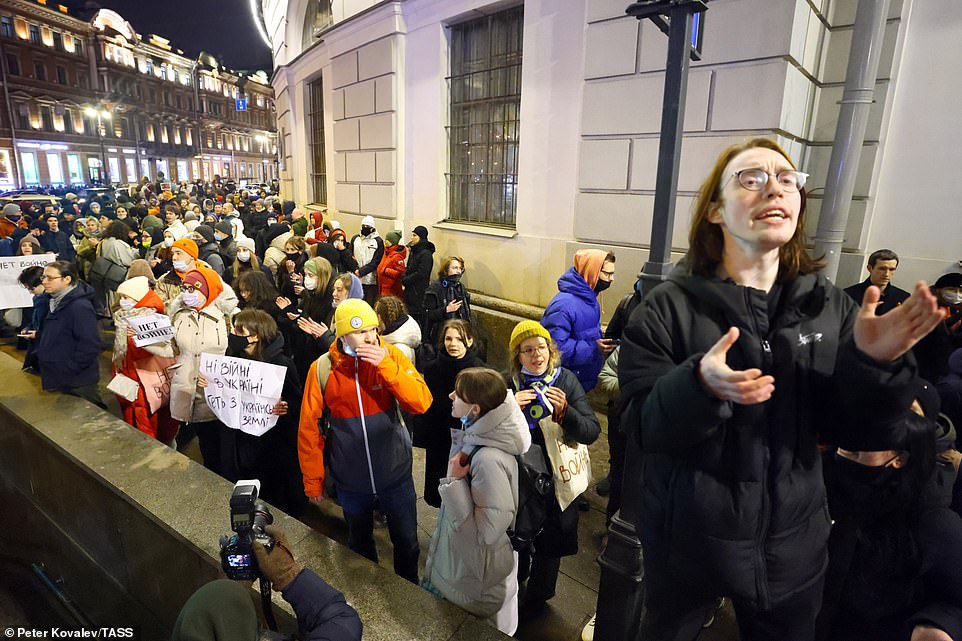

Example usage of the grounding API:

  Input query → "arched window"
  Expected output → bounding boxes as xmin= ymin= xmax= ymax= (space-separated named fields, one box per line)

xmin=301 ymin=0 xmax=333 ymax=51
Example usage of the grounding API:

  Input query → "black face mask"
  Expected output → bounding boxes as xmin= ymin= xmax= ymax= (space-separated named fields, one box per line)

xmin=594 ymin=279 xmax=612 ymax=294
xmin=361 ymin=226 xmax=373 ymax=236
xmin=833 ymin=453 xmax=908 ymax=517
xmin=443 ymin=273 xmax=461 ymax=286
xmin=227 ymin=333 xmax=253 ymax=355
xmin=285 ymin=252 xmax=300 ymax=261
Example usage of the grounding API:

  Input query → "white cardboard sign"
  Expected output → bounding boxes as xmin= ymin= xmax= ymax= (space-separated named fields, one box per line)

xmin=200 ymin=353 xmax=286 ymax=436
xmin=127 ymin=313 xmax=175 ymax=347
xmin=0 ymin=253 xmax=56 ymax=308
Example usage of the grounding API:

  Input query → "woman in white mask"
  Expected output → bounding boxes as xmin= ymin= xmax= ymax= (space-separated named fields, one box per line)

xmin=169 ymin=265 xmax=230 ymax=475
xmin=229 ymin=236 xmax=267 ymax=284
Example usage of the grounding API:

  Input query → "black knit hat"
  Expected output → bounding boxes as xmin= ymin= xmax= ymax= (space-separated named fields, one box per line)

xmin=194 ymin=224 xmax=215 ymax=245
xmin=413 ymin=225 xmax=429 ymax=239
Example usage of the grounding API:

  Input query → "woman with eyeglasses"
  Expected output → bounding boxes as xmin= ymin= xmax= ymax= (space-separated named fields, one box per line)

xmin=505 ymin=320 xmax=600 ymax=617
xmin=169 ymin=265 xmax=229 ymax=475
xmin=617 ymin=138 xmax=945 ymax=640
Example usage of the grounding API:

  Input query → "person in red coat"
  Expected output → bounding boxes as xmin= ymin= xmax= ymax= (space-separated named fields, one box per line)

xmin=112 ymin=276 xmax=179 ymax=444
xmin=377 ymin=229 xmax=406 ymax=299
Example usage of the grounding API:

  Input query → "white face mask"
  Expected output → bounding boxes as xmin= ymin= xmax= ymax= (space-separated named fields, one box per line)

xmin=237 ymin=250 xmax=251 ymax=263
xmin=304 ymin=276 xmax=318 ymax=291
xmin=119 ymin=298 xmax=136 ymax=311
xmin=172 ymin=260 xmax=190 ymax=272
xmin=943 ymin=292 xmax=962 ymax=305
xmin=214 ymin=232 xmax=227 ymax=241
xmin=163 ymin=237 xmax=174 ymax=247
xmin=182 ymin=291 xmax=203 ymax=308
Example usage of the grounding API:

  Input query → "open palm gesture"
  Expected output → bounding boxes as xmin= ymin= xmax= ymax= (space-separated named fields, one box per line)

xmin=854 ymin=281 xmax=944 ymax=362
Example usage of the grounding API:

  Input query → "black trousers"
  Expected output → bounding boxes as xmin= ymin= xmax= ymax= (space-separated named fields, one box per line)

xmin=640 ymin=552 xmax=825 ymax=641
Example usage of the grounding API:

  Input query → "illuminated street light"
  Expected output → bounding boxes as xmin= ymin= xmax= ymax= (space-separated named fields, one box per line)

xmin=85 ymin=105 xmax=112 ymax=186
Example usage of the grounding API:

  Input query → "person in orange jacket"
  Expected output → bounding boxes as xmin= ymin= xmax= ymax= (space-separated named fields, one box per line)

xmin=376 ymin=229 xmax=406 ymax=299
xmin=111 ymin=276 xmax=180 ymax=444
xmin=299 ymin=298 xmax=431 ymax=583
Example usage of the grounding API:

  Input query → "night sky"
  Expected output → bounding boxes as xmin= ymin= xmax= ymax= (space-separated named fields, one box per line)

xmin=72 ymin=0 xmax=274 ymax=72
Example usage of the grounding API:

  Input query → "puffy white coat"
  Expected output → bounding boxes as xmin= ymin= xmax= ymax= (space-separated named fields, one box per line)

xmin=424 ymin=392 xmax=531 ymax=617
xmin=169 ymin=302 xmax=228 ymax=423
xmin=381 ymin=315 xmax=421 ymax=367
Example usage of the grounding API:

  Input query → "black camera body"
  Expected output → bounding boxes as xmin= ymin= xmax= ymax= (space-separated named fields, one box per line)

xmin=219 ymin=480 xmax=274 ymax=581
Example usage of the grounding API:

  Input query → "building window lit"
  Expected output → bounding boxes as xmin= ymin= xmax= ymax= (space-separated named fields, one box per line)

xmin=185 ymin=128 xmax=192 ymax=146
xmin=307 ymin=78 xmax=327 ymax=205
xmin=40 ymin=25 xmax=52 ymax=46
xmin=174 ymin=127 xmax=181 ymax=145
xmin=146 ymin=124 xmax=154 ymax=142
xmin=161 ymin=125 xmax=169 ymax=144
xmin=63 ymin=32 xmax=74 ymax=52
xmin=446 ymin=6 xmax=523 ymax=227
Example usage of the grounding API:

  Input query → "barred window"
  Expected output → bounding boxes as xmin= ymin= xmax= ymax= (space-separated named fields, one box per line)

xmin=446 ymin=6 xmax=523 ymax=227
xmin=308 ymin=78 xmax=327 ymax=205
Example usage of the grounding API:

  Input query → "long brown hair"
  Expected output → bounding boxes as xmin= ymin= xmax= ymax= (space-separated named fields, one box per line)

xmin=687 ymin=138 xmax=823 ymax=281
xmin=232 ymin=309 xmax=278 ymax=361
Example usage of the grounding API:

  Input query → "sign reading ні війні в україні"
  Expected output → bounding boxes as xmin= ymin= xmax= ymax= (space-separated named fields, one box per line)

xmin=200 ymin=353 xmax=286 ymax=436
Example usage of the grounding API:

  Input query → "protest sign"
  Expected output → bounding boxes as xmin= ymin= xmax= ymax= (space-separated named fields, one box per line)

xmin=127 ymin=313 xmax=175 ymax=347
xmin=135 ymin=355 xmax=178 ymax=414
xmin=200 ymin=353 xmax=286 ymax=436
xmin=0 ymin=253 xmax=56 ymax=309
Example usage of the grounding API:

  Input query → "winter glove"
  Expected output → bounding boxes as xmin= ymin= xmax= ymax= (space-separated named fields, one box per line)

xmin=253 ymin=524 xmax=303 ymax=590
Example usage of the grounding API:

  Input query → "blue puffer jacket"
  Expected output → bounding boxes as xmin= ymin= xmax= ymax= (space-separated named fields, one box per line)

xmin=541 ymin=267 xmax=602 ymax=391
xmin=35 ymin=282 xmax=102 ymax=392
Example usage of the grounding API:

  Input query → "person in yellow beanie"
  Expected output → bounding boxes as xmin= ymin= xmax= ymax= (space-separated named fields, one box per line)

xmin=299 ymin=297 xmax=433 ymax=584
xmin=506 ymin=319 xmax=600 ymax=617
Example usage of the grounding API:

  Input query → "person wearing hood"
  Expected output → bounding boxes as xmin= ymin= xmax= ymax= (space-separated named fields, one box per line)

xmin=230 ymin=236 xmax=271 ymax=283
xmin=111 ymin=276 xmax=179 ymax=444
xmin=422 ymin=367 xmax=531 ymax=635
xmin=40 ymin=214 xmax=75 ymax=262
xmin=352 ymin=215 xmax=384 ymax=304
xmin=75 ymin=217 xmax=102 ymax=281
xmin=16 ymin=234 xmax=42 ymax=256
xmin=191 ymin=224 xmax=226 ymax=278
xmin=34 ymin=261 xmax=105 ymax=408
xmin=305 ymin=210 xmax=328 ymax=245
xmin=260 ymin=223 xmax=294 ymax=277
xmin=541 ymin=249 xmax=617 ymax=393
xmin=915 ymin=272 xmax=962 ymax=384
xmin=298 ymin=298 xmax=432 ymax=584
xmin=214 ymin=220 xmax=238 ymax=270
xmin=245 ymin=198 xmax=270 ymax=240
xmin=617 ymin=139 xmax=944 ymax=640
xmin=816 ymin=380 xmax=962 ymax=641
xmin=402 ymin=225 xmax=436 ymax=331
xmin=139 ymin=227 xmax=166 ymax=271
xmin=415 ymin=318 xmax=484 ymax=508
xmin=154 ymin=238 xmax=238 ymax=317
xmin=290 ymin=206 xmax=309 ymax=237
xmin=322 ymin=228 xmax=358 ymax=275
xmin=423 ymin=256 xmax=472 ymax=348
xmin=169 ymin=265 xmax=230 ymax=474
xmin=1 ymin=203 xmax=29 ymax=245
xmin=377 ymin=230 xmax=406 ymax=299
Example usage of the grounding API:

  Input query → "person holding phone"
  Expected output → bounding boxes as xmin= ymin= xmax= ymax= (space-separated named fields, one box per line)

xmin=541 ymin=249 xmax=617 ymax=393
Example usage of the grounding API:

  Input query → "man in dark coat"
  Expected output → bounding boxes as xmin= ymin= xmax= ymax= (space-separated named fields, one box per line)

xmin=39 ymin=214 xmax=75 ymax=262
xmin=844 ymin=248 xmax=910 ymax=316
xmin=35 ymin=261 xmax=104 ymax=408
xmin=401 ymin=225 xmax=434 ymax=328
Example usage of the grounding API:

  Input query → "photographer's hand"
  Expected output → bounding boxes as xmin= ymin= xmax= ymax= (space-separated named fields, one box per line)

xmin=253 ymin=524 xmax=302 ymax=590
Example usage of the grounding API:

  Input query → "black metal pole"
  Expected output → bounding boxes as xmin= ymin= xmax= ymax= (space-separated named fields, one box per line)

xmin=594 ymin=3 xmax=705 ymax=640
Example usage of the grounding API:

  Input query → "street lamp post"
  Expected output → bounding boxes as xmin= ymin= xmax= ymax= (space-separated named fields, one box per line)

xmin=85 ymin=106 xmax=111 ymax=187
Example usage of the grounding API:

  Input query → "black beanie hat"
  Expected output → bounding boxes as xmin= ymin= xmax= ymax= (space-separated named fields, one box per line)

xmin=194 ymin=224 xmax=216 ymax=245
xmin=214 ymin=220 xmax=233 ymax=237
xmin=413 ymin=225 xmax=429 ymax=239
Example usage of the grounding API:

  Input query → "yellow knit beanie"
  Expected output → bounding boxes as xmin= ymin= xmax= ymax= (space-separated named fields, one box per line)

xmin=333 ymin=298 xmax=379 ymax=339
xmin=509 ymin=320 xmax=552 ymax=354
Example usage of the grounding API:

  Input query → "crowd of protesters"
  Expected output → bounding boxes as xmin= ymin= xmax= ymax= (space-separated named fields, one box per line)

xmin=3 ymin=142 xmax=962 ymax=641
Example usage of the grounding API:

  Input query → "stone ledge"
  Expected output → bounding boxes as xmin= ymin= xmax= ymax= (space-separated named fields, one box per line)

xmin=0 ymin=351 xmax=509 ymax=640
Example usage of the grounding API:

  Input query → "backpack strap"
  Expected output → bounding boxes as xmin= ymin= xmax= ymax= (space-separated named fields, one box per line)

xmin=315 ymin=352 xmax=332 ymax=394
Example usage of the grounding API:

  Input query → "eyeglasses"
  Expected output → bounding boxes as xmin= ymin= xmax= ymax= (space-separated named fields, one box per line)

xmin=520 ymin=345 xmax=549 ymax=357
xmin=728 ymin=168 xmax=808 ymax=192
xmin=180 ymin=284 xmax=201 ymax=293
xmin=41 ymin=274 xmax=63 ymax=282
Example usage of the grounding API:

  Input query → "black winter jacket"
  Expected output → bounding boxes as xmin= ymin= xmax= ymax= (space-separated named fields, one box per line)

xmin=619 ymin=266 xmax=917 ymax=609
xmin=401 ymin=240 xmax=435 ymax=313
